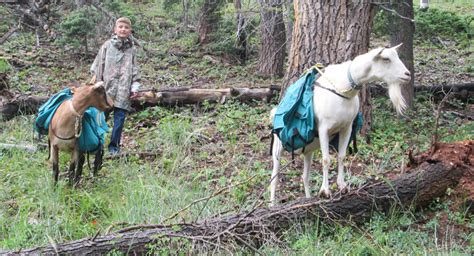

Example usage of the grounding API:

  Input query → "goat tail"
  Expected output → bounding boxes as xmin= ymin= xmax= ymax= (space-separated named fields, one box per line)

xmin=268 ymin=107 xmax=277 ymax=156
xmin=269 ymin=107 xmax=277 ymax=125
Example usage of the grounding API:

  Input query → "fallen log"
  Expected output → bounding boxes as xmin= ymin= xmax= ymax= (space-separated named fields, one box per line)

xmin=0 ymin=87 xmax=277 ymax=121
xmin=0 ymin=143 xmax=42 ymax=152
xmin=1 ymin=82 xmax=472 ymax=121
xmin=0 ymin=27 xmax=18 ymax=45
xmin=414 ymin=83 xmax=474 ymax=93
xmin=8 ymin=141 xmax=473 ymax=255
xmin=131 ymin=87 xmax=275 ymax=107
xmin=0 ymin=94 xmax=45 ymax=121
xmin=369 ymin=82 xmax=474 ymax=99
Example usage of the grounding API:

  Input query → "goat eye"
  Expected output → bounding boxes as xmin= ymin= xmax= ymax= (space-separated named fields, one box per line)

xmin=382 ymin=57 xmax=391 ymax=62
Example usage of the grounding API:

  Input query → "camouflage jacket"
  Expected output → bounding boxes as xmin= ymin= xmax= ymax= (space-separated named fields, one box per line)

xmin=90 ymin=35 xmax=140 ymax=111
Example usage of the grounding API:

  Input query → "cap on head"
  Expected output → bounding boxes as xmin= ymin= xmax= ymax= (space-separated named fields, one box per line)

xmin=115 ymin=17 xmax=132 ymax=28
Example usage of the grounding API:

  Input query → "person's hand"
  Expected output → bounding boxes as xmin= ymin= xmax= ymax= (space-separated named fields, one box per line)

xmin=89 ymin=75 xmax=96 ymax=85
xmin=130 ymin=92 xmax=139 ymax=99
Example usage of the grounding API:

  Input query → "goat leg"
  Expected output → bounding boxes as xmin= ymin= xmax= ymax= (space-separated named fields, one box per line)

xmin=68 ymin=158 xmax=76 ymax=187
xmin=74 ymin=153 xmax=85 ymax=187
xmin=51 ymin=145 xmax=59 ymax=185
xmin=93 ymin=146 xmax=104 ymax=176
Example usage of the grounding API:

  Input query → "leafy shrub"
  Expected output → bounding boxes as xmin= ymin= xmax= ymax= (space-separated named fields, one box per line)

xmin=0 ymin=58 xmax=11 ymax=73
xmin=57 ymin=6 xmax=103 ymax=51
xmin=372 ymin=9 xmax=390 ymax=37
xmin=372 ymin=7 xmax=473 ymax=44
xmin=414 ymin=8 xmax=472 ymax=42
xmin=104 ymin=0 xmax=147 ymax=38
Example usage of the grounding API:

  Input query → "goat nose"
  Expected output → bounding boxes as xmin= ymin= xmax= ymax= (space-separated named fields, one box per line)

xmin=405 ymin=71 xmax=411 ymax=77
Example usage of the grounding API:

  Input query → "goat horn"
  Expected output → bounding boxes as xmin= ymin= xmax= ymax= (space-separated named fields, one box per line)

xmin=392 ymin=43 xmax=403 ymax=50
xmin=375 ymin=47 xmax=385 ymax=56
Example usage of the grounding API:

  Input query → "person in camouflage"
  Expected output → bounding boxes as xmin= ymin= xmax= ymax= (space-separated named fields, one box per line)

xmin=90 ymin=17 xmax=141 ymax=154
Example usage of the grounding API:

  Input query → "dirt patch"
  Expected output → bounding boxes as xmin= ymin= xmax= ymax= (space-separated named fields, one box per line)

xmin=409 ymin=140 xmax=474 ymax=200
xmin=409 ymin=141 xmax=474 ymax=247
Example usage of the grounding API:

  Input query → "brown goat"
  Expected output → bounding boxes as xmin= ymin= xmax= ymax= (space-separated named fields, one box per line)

xmin=48 ymin=82 xmax=113 ymax=186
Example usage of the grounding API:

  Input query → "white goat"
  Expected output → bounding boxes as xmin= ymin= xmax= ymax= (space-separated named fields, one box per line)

xmin=270 ymin=44 xmax=410 ymax=206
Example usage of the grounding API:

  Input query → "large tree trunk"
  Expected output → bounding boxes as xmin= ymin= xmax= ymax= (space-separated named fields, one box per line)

xmin=283 ymin=0 xmax=373 ymax=89
xmin=7 ymin=141 xmax=473 ymax=255
xmin=389 ymin=0 xmax=415 ymax=108
xmin=257 ymin=0 xmax=286 ymax=78
xmin=234 ymin=0 xmax=248 ymax=63
xmin=197 ymin=0 xmax=222 ymax=44
xmin=284 ymin=0 xmax=293 ymax=54
xmin=282 ymin=0 xmax=374 ymax=134
xmin=182 ymin=0 xmax=189 ymax=28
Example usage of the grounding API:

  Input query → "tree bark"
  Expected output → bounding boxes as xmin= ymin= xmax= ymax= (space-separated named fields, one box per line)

xmin=389 ymin=0 xmax=415 ymax=107
xmin=284 ymin=0 xmax=293 ymax=54
xmin=282 ymin=0 xmax=374 ymax=136
xmin=257 ymin=0 xmax=286 ymax=78
xmin=182 ymin=0 xmax=189 ymax=28
xmin=283 ymin=0 xmax=373 ymax=89
xmin=197 ymin=0 xmax=223 ymax=44
xmin=234 ymin=0 xmax=248 ymax=63
xmin=7 ymin=141 xmax=472 ymax=255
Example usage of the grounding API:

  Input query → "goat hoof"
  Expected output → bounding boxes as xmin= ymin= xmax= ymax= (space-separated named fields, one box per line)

xmin=318 ymin=189 xmax=331 ymax=198
xmin=338 ymin=182 xmax=349 ymax=193
xmin=339 ymin=185 xmax=350 ymax=194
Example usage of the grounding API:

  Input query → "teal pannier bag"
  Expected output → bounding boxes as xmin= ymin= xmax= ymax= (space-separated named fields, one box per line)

xmin=272 ymin=68 xmax=319 ymax=155
xmin=34 ymin=88 xmax=108 ymax=153
xmin=78 ymin=107 xmax=108 ymax=153
xmin=34 ymin=88 xmax=73 ymax=135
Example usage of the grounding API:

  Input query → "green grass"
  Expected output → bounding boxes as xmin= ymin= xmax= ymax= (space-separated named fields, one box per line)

xmin=262 ymin=211 xmax=469 ymax=255
xmin=1 ymin=93 xmax=472 ymax=253
xmin=1 ymin=0 xmax=472 ymax=253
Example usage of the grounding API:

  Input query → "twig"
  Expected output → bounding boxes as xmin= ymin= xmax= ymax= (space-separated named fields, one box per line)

xmin=163 ymin=174 xmax=257 ymax=223
xmin=116 ymin=224 xmax=169 ymax=234
xmin=374 ymin=3 xmax=415 ymax=23
xmin=91 ymin=228 xmax=101 ymax=242
xmin=0 ymin=26 xmax=18 ymax=45
xmin=430 ymin=91 xmax=452 ymax=155
xmin=46 ymin=234 xmax=59 ymax=255
xmin=103 ymin=151 xmax=161 ymax=160
xmin=105 ymin=222 xmax=129 ymax=235
xmin=447 ymin=110 xmax=473 ymax=121
xmin=226 ymin=231 xmax=263 ymax=255
xmin=166 ymin=233 xmax=233 ymax=254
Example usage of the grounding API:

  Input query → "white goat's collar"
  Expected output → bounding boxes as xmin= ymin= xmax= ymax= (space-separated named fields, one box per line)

xmin=347 ymin=62 xmax=362 ymax=90
xmin=69 ymin=100 xmax=82 ymax=118
xmin=311 ymin=64 xmax=357 ymax=98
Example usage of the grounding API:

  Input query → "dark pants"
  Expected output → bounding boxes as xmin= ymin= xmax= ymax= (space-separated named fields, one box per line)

xmin=106 ymin=107 xmax=127 ymax=153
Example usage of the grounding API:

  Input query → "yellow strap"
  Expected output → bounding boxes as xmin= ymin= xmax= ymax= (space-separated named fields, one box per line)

xmin=306 ymin=63 xmax=354 ymax=93
xmin=305 ymin=63 xmax=325 ymax=74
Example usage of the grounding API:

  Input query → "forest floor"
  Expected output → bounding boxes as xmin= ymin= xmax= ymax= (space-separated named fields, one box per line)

xmin=1 ymin=5 xmax=473 ymax=252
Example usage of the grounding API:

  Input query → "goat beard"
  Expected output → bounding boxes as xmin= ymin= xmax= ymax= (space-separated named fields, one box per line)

xmin=388 ymin=83 xmax=407 ymax=115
